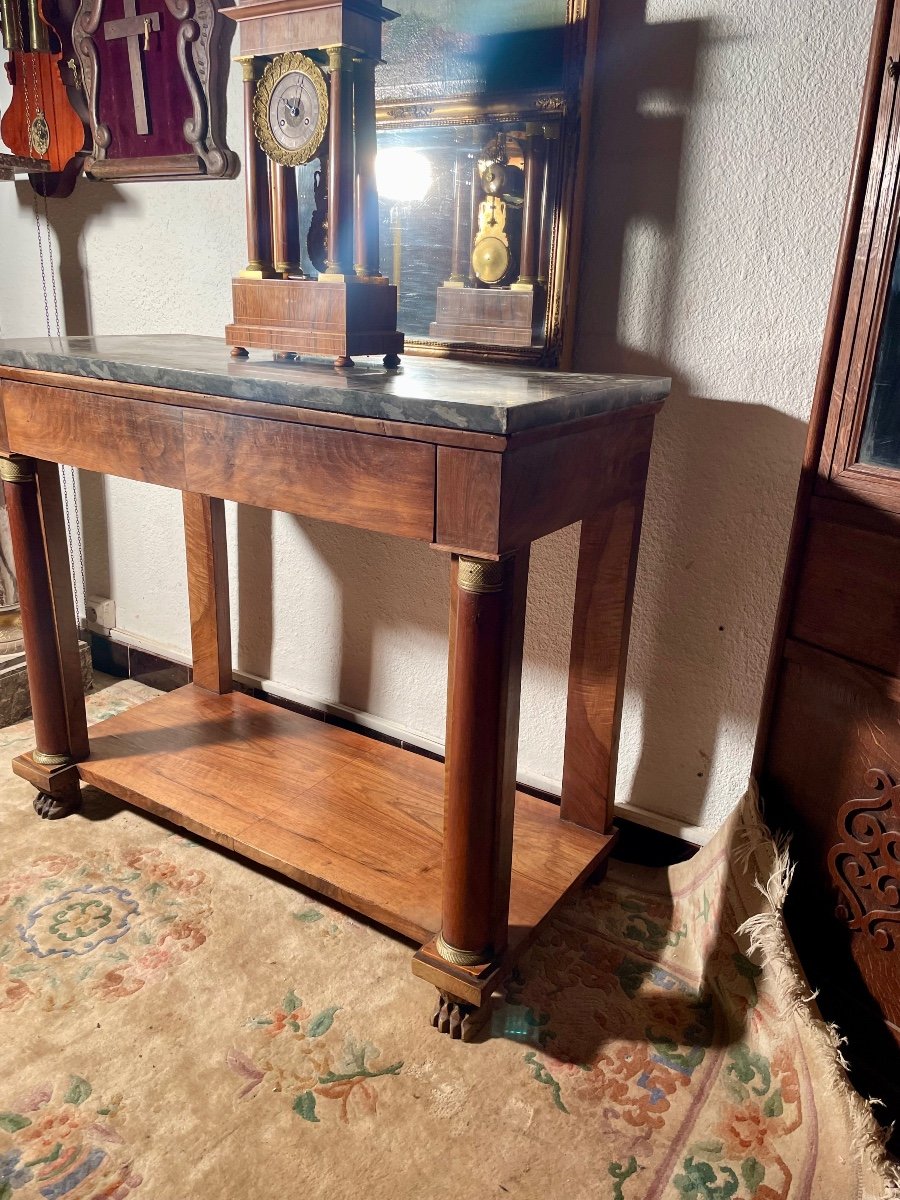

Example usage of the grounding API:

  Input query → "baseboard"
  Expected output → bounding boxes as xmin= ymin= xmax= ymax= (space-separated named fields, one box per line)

xmin=89 ymin=629 xmax=705 ymax=862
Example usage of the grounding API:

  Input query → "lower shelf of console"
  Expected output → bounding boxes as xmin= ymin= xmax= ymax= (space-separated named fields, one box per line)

xmin=66 ymin=684 xmax=613 ymax=948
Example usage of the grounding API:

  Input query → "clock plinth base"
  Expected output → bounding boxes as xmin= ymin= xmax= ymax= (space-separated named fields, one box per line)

xmin=429 ymin=284 xmax=540 ymax=348
xmin=227 ymin=277 xmax=403 ymax=363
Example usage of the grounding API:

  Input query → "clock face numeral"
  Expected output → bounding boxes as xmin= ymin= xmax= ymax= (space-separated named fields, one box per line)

xmin=253 ymin=52 xmax=328 ymax=166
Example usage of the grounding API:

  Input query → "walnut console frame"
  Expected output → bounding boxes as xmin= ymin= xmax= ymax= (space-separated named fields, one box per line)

xmin=0 ymin=357 xmax=662 ymax=1039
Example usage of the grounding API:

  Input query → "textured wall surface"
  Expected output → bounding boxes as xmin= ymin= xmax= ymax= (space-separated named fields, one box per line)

xmin=0 ymin=0 xmax=875 ymax=836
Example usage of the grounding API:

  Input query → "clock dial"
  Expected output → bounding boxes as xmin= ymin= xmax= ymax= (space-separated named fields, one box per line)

xmin=253 ymin=53 xmax=328 ymax=167
xmin=270 ymin=73 xmax=321 ymax=157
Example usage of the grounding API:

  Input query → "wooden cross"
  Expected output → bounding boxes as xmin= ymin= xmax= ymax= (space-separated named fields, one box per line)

xmin=103 ymin=0 xmax=161 ymax=136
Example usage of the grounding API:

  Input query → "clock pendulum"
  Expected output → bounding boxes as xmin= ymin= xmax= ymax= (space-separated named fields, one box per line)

xmin=430 ymin=126 xmax=550 ymax=350
xmin=223 ymin=0 xmax=403 ymax=370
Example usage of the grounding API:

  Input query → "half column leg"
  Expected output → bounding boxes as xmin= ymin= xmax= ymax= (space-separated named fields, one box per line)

xmin=4 ymin=455 xmax=87 ymax=818
xmin=422 ymin=549 xmax=529 ymax=1038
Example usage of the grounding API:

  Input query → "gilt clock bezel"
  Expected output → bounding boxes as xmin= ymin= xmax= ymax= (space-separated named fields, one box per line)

xmin=252 ymin=51 xmax=329 ymax=167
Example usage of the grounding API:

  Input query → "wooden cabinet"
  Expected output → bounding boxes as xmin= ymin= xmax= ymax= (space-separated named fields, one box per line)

xmin=756 ymin=0 xmax=900 ymax=1127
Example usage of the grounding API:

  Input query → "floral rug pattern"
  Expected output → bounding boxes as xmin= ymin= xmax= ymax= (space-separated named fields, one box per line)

xmin=227 ymin=986 xmax=403 ymax=1124
xmin=1 ymin=679 xmax=892 ymax=1199
xmin=1 ymin=1075 xmax=141 ymax=1200
xmin=1 ymin=840 xmax=210 ymax=1014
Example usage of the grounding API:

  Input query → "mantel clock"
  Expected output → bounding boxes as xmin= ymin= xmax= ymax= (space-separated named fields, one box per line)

xmin=430 ymin=128 xmax=549 ymax=349
xmin=223 ymin=0 xmax=403 ymax=368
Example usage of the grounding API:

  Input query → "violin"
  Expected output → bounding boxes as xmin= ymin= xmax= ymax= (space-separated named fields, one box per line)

xmin=0 ymin=0 xmax=89 ymax=196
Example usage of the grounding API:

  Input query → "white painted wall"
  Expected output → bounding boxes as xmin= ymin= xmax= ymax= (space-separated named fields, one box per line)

xmin=0 ymin=0 xmax=875 ymax=839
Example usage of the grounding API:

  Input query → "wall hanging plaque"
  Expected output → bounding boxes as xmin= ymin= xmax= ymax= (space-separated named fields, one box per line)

xmin=71 ymin=0 xmax=237 ymax=179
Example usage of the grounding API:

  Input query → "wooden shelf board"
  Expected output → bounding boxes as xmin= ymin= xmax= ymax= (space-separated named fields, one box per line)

xmin=71 ymin=685 xmax=613 ymax=945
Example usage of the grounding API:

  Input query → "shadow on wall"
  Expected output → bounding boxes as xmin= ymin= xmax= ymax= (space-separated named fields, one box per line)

xmin=15 ymin=178 xmax=131 ymax=337
xmin=574 ymin=0 xmax=808 ymax=825
xmin=62 ymin=1 xmax=813 ymax=832
xmin=22 ymin=180 xmax=130 ymax=565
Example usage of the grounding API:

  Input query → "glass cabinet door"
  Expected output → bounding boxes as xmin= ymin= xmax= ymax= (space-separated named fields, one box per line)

xmin=860 ymin=237 xmax=900 ymax=469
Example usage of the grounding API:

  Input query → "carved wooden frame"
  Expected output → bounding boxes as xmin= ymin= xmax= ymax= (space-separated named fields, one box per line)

xmin=72 ymin=0 xmax=238 ymax=180
xmin=829 ymin=768 xmax=900 ymax=951
xmin=818 ymin=16 xmax=900 ymax=510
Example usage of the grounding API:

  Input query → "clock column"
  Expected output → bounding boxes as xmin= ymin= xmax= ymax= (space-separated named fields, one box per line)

xmin=237 ymin=55 xmax=274 ymax=283
xmin=271 ymin=164 xmax=302 ymax=279
xmin=354 ymin=56 xmax=381 ymax=279
xmin=325 ymin=45 xmax=355 ymax=278
xmin=512 ymin=123 xmax=546 ymax=290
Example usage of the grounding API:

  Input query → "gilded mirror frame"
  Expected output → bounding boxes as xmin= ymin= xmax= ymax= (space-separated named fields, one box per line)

xmin=375 ymin=0 xmax=598 ymax=368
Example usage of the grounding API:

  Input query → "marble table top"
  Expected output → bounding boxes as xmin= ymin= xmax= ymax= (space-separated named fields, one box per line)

xmin=0 ymin=335 xmax=670 ymax=436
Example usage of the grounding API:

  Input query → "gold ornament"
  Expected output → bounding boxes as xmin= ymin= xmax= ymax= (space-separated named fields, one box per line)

xmin=252 ymin=52 xmax=328 ymax=167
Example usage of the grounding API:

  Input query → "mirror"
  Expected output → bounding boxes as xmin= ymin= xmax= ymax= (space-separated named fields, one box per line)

xmin=372 ymin=0 xmax=594 ymax=366
xmin=859 ymin=233 xmax=900 ymax=470
xmin=372 ymin=120 xmax=561 ymax=350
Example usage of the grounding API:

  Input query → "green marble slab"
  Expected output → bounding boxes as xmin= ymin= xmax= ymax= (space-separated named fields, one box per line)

xmin=0 ymin=335 xmax=669 ymax=436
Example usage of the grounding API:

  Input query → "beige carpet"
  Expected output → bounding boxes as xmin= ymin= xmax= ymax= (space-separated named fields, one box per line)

xmin=1 ymin=679 xmax=895 ymax=1200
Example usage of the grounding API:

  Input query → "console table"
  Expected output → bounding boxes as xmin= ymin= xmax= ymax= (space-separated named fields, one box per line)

xmin=0 ymin=335 xmax=668 ymax=1038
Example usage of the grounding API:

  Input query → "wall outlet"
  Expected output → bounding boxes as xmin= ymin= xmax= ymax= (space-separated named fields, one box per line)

xmin=85 ymin=595 xmax=116 ymax=634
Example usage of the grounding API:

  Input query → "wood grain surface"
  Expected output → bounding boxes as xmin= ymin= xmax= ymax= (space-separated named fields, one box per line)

xmin=3 ymin=382 xmax=186 ymax=487
xmin=183 ymin=492 xmax=232 ymax=693
xmin=790 ymin=517 xmax=900 ymax=676
xmin=76 ymin=684 xmax=613 ymax=946
xmin=560 ymin=493 xmax=645 ymax=832
xmin=183 ymin=409 xmax=435 ymax=540
xmin=441 ymin=551 xmax=529 ymax=959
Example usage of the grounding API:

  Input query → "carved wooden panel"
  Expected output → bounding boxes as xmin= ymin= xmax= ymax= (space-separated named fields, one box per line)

xmin=764 ymin=650 xmax=900 ymax=1045
xmin=830 ymin=768 xmax=900 ymax=950
xmin=72 ymin=0 xmax=237 ymax=180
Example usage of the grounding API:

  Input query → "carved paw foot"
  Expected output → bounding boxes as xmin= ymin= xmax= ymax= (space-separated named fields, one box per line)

xmin=33 ymin=790 xmax=80 ymax=820
xmin=230 ymin=346 xmax=249 ymax=359
xmin=334 ymin=356 xmax=355 ymax=369
xmin=431 ymin=993 xmax=491 ymax=1042
xmin=383 ymin=353 xmax=401 ymax=369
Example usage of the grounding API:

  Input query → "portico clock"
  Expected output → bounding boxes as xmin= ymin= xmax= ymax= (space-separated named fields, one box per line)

xmin=252 ymin=52 xmax=328 ymax=168
xmin=223 ymin=0 xmax=404 ymax=370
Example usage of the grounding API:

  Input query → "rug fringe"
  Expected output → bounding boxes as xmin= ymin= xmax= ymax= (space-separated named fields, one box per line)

xmin=737 ymin=781 xmax=900 ymax=1200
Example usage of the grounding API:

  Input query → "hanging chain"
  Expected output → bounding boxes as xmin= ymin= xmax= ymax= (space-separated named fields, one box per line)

xmin=15 ymin=52 xmax=89 ymax=626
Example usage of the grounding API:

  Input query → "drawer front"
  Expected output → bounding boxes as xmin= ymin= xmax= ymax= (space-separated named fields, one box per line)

xmin=790 ymin=517 xmax=900 ymax=675
xmin=2 ymin=381 xmax=187 ymax=488
xmin=184 ymin=409 xmax=435 ymax=540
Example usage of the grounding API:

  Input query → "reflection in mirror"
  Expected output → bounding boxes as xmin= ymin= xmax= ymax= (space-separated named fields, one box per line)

xmin=378 ymin=0 xmax=569 ymax=101
xmin=296 ymin=118 xmax=560 ymax=353
xmin=860 ymin=235 xmax=900 ymax=470
xmin=376 ymin=121 xmax=560 ymax=348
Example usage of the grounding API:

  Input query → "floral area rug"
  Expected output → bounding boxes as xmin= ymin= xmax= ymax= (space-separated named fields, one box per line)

xmin=1 ymin=679 xmax=895 ymax=1200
